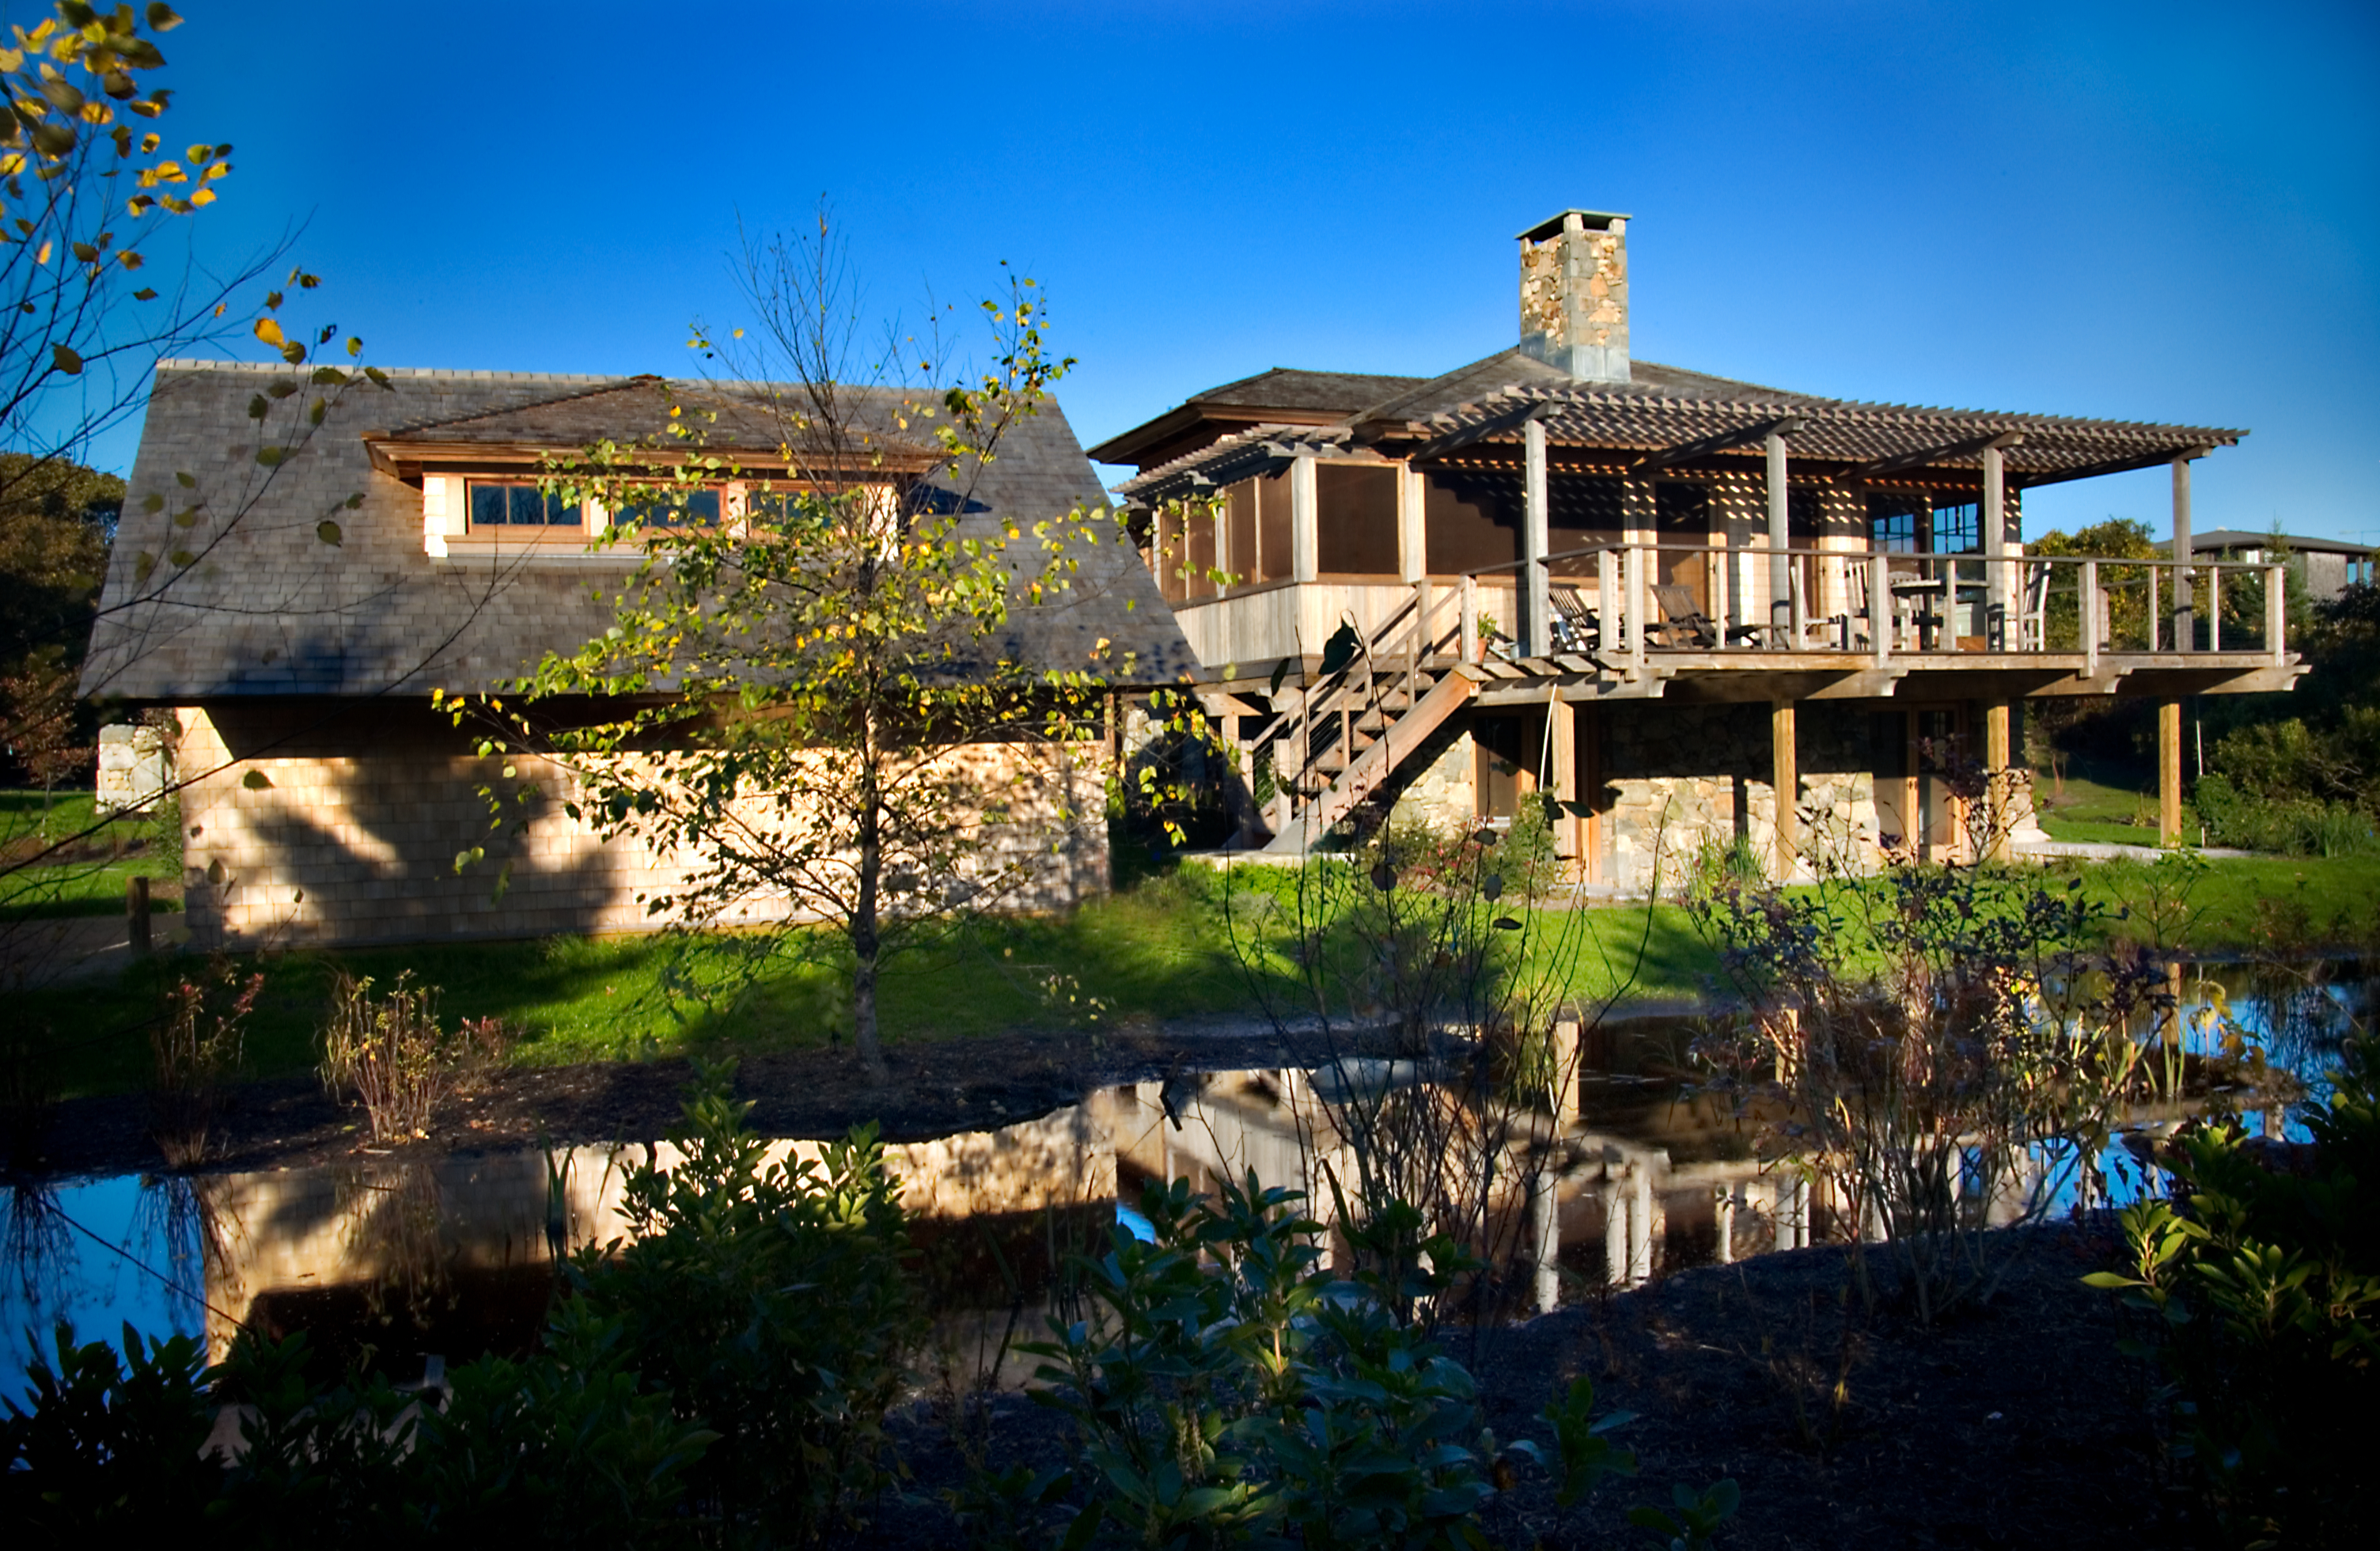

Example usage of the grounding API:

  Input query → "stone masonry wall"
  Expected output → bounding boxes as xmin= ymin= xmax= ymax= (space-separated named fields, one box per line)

xmin=1602 ymin=702 xmax=1878 ymax=892
xmin=175 ymin=700 xmax=1109 ymax=950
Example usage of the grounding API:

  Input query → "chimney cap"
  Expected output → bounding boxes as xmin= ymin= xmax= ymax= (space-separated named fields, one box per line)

xmin=1516 ymin=209 xmax=1631 ymax=242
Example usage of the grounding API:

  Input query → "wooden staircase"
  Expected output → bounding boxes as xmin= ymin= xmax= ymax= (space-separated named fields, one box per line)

xmin=1211 ymin=585 xmax=1482 ymax=855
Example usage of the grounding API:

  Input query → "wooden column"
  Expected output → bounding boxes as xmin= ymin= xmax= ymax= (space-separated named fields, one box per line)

xmin=1290 ymin=453 xmax=1318 ymax=584
xmin=2159 ymin=698 xmax=2184 ymax=846
xmin=1547 ymin=691 xmax=1578 ymax=859
xmin=1982 ymin=699 xmax=2012 ymax=862
xmin=1765 ymin=429 xmax=1791 ymax=638
xmin=1983 ymin=442 xmax=2008 ymax=647
xmin=2171 ymin=455 xmax=2194 ymax=651
xmin=1772 ymin=698 xmax=1798 ymax=880
xmin=1397 ymin=465 xmax=1425 ymax=585
xmin=1524 ymin=419 xmax=1550 ymax=658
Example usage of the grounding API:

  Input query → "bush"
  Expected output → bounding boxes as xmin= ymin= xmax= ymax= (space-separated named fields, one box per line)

xmin=318 ymin=970 xmax=472 ymax=1143
xmin=2089 ymin=1030 xmax=2380 ymax=1546
xmin=567 ymin=1059 xmax=916 ymax=1546
xmin=2191 ymin=772 xmax=2378 ymax=856
xmin=1014 ymin=1172 xmax=1731 ymax=1549
xmin=0 ymin=1313 xmax=710 ymax=1546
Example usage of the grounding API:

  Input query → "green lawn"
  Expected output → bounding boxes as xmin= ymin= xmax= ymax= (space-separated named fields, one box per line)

xmin=18 ymin=845 xmax=2365 ymax=1105
xmin=2031 ymin=763 xmax=2172 ymax=848
xmin=1 ymin=787 xmax=181 ymax=921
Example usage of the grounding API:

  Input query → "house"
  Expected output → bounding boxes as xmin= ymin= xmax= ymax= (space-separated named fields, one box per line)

xmin=1092 ymin=210 xmax=2304 ymax=885
xmin=2172 ymin=530 xmax=2373 ymax=602
xmin=81 ymin=365 xmax=1194 ymax=949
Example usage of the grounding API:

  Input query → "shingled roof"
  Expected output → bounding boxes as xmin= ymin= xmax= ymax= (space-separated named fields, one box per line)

xmin=1112 ymin=346 xmax=2245 ymax=502
xmin=84 ymin=362 xmax=1196 ymax=702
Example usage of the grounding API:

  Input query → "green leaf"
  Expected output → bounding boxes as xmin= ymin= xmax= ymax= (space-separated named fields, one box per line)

xmin=1318 ymin=620 xmax=1362 ymax=677
xmin=315 ymin=519 xmax=341 ymax=545
xmin=241 ymin=769 xmax=272 ymax=790
xmin=2080 ymin=1272 xmax=2139 ymax=1290
xmin=50 ymin=343 xmax=81 ymax=375
xmin=148 ymin=4 xmax=184 ymax=31
xmin=256 ymin=446 xmax=283 ymax=466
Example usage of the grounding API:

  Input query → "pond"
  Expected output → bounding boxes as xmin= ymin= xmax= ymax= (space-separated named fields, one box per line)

xmin=5 ymin=960 xmax=2367 ymax=1406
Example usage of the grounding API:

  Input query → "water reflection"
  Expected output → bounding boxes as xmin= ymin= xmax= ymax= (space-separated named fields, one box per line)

xmin=3 ymin=961 xmax=2365 ymax=1402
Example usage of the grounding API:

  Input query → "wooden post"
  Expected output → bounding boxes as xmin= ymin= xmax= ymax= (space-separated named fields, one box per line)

xmin=1550 ymin=1012 xmax=1583 ymax=1120
xmin=2208 ymin=566 xmax=2221 ymax=650
xmin=1524 ymin=418 xmax=1550 ymax=659
xmin=2267 ymin=563 xmax=2287 ymax=665
xmin=2082 ymin=559 xmax=2100 ymax=677
xmin=127 ymin=874 xmax=150 ymax=957
xmin=1772 ymin=698 xmax=1798 ymax=880
xmin=1597 ymin=550 xmax=1616 ymax=657
xmin=1870 ymin=551 xmax=1890 ymax=666
xmin=1290 ymin=453 xmax=1318 ymax=584
xmin=1628 ymin=544 xmax=1648 ymax=677
xmin=2147 ymin=562 xmax=2159 ymax=651
xmin=1460 ymin=574 xmax=1480 ymax=663
xmin=1984 ymin=442 xmax=2008 ymax=647
xmin=1983 ymin=700 xmax=2012 ymax=862
xmin=1397 ymin=465 xmax=1425 ymax=585
xmin=2172 ymin=455 xmax=2193 ymax=651
xmin=1713 ymin=1186 xmax=1737 ymax=1265
xmin=2159 ymin=698 xmax=2184 ymax=846
xmin=1548 ymin=691 xmax=1578 ymax=859
xmin=1765 ymin=429 xmax=1791 ymax=639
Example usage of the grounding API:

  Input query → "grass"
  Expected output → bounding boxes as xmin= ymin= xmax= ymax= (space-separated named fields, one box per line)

xmin=17 ymin=841 xmax=2367 ymax=1108
xmin=2032 ymin=762 xmax=2172 ymax=848
xmin=0 ymin=787 xmax=181 ymax=921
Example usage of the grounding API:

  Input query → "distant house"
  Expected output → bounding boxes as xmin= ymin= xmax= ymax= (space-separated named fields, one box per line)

xmin=82 ymin=366 xmax=1192 ymax=949
xmin=1092 ymin=210 xmax=2305 ymax=883
xmin=2173 ymin=530 xmax=2374 ymax=601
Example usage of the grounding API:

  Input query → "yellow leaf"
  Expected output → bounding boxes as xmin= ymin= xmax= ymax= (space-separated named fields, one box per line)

xmin=252 ymin=316 xmax=283 ymax=347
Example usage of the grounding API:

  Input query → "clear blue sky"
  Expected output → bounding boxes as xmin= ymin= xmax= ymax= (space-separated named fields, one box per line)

xmin=86 ymin=0 xmax=2380 ymax=545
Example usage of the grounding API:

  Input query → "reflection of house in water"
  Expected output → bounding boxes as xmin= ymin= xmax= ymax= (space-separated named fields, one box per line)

xmin=195 ymin=1107 xmax=1114 ymax=1369
xmin=192 ymin=1065 xmax=2047 ymax=1371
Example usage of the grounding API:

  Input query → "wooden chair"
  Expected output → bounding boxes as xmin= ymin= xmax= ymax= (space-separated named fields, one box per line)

xmin=1548 ymin=584 xmax=1601 ymax=652
xmin=2017 ymin=558 xmax=2050 ymax=651
xmin=1647 ymin=583 xmax=1726 ymax=649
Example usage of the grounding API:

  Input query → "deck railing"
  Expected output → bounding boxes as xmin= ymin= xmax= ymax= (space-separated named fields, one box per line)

xmin=1427 ymin=544 xmax=2289 ymax=671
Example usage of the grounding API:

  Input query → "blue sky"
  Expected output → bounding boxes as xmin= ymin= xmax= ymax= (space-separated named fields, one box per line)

xmin=87 ymin=0 xmax=2380 ymax=544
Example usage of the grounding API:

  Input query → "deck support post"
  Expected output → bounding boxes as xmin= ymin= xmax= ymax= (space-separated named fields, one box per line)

xmin=2172 ymin=455 xmax=2193 ymax=651
xmin=1765 ymin=428 xmax=1791 ymax=641
xmin=1460 ymin=574 xmax=1480 ymax=663
xmin=1771 ymin=697 xmax=1798 ymax=881
xmin=1290 ymin=453 xmax=1318 ymax=584
xmin=2159 ymin=697 xmax=2184 ymax=846
xmin=1546 ymin=689 xmax=1578 ymax=859
xmin=1982 ymin=699 xmax=2013 ymax=862
xmin=1524 ymin=419 xmax=1550 ymax=658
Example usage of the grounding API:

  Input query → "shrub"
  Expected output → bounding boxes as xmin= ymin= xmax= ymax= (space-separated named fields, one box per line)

xmin=1016 ymin=1172 xmax=1730 ymax=1549
xmin=318 ymin=970 xmax=459 ymax=1143
xmin=150 ymin=954 xmax=263 ymax=1166
xmin=1688 ymin=857 xmax=2192 ymax=1322
xmin=567 ymin=1058 xmax=916 ymax=1546
xmin=2191 ymin=771 xmax=2378 ymax=856
xmin=2089 ymin=1030 xmax=2380 ymax=1545
xmin=0 ymin=1312 xmax=710 ymax=1546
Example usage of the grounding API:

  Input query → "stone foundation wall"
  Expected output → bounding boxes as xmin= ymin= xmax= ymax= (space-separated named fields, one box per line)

xmin=175 ymin=700 xmax=1110 ymax=950
xmin=1601 ymin=702 xmax=1878 ymax=891
xmin=95 ymin=722 xmax=172 ymax=813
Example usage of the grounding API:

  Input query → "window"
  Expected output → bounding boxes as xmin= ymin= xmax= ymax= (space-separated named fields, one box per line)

xmin=1316 ymin=463 xmax=1399 ymax=575
xmin=615 ymin=487 xmax=722 ymax=529
xmin=1931 ymin=499 xmax=1980 ymax=555
xmin=466 ymin=480 xmax=583 ymax=533
xmin=1867 ymin=492 xmax=1923 ymax=552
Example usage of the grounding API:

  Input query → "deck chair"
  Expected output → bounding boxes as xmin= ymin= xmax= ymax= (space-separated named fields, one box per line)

xmin=1647 ymin=583 xmax=1722 ymax=649
xmin=2017 ymin=558 xmax=2050 ymax=651
xmin=1548 ymin=584 xmax=1600 ymax=653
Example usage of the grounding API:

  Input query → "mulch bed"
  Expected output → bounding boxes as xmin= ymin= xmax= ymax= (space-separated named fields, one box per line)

xmin=879 ymin=1226 xmax=2186 ymax=1550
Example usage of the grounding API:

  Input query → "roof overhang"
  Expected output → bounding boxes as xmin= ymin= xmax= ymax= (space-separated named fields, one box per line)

xmin=362 ymin=436 xmax=946 ymax=482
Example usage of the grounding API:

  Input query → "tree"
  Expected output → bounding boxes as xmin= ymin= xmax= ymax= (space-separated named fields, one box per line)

xmin=449 ymin=220 xmax=1124 ymax=1082
xmin=0 ymin=2 xmax=404 ymax=947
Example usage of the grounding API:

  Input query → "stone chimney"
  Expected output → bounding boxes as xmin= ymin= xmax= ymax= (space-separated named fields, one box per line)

xmin=1517 ymin=209 xmax=1631 ymax=384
